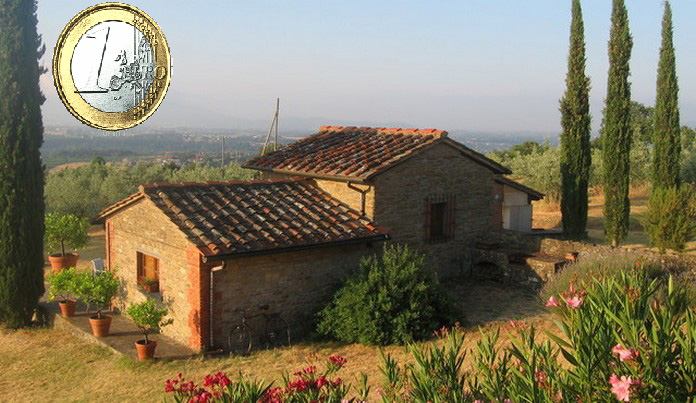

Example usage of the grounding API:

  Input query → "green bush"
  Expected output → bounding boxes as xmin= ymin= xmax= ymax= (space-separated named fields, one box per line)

xmin=640 ymin=186 xmax=696 ymax=253
xmin=316 ymin=244 xmax=459 ymax=345
xmin=126 ymin=299 xmax=173 ymax=343
xmin=44 ymin=212 xmax=90 ymax=257
xmin=45 ymin=267 xmax=80 ymax=302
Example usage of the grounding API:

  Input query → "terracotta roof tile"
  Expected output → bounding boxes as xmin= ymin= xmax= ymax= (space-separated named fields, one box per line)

xmin=244 ymin=125 xmax=509 ymax=180
xmin=244 ymin=126 xmax=448 ymax=181
xmin=104 ymin=179 xmax=389 ymax=257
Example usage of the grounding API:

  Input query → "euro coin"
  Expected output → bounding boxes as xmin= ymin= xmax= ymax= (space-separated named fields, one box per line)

xmin=52 ymin=2 xmax=171 ymax=131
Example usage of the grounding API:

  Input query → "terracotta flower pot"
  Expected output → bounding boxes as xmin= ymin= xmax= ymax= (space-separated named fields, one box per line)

xmin=48 ymin=253 xmax=79 ymax=272
xmin=89 ymin=315 xmax=112 ymax=337
xmin=58 ymin=300 xmax=77 ymax=317
xmin=135 ymin=339 xmax=157 ymax=361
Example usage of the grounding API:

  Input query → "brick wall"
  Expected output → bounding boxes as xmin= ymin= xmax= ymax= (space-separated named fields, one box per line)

xmin=212 ymin=243 xmax=373 ymax=348
xmin=372 ymin=142 xmax=497 ymax=278
xmin=106 ymin=199 xmax=200 ymax=350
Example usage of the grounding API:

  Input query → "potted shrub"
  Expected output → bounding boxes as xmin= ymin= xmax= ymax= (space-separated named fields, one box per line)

xmin=126 ymin=299 xmax=173 ymax=361
xmin=76 ymin=270 xmax=120 ymax=337
xmin=46 ymin=267 xmax=80 ymax=317
xmin=45 ymin=212 xmax=90 ymax=272
xmin=138 ymin=277 xmax=159 ymax=293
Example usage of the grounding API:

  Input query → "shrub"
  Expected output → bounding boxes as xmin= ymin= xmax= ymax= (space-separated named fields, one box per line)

xmin=640 ymin=185 xmax=696 ymax=253
xmin=45 ymin=267 xmax=80 ymax=302
xmin=317 ymin=244 xmax=459 ymax=345
xmin=44 ymin=212 xmax=90 ymax=256
xmin=75 ymin=270 xmax=120 ymax=318
xmin=126 ymin=299 xmax=173 ymax=344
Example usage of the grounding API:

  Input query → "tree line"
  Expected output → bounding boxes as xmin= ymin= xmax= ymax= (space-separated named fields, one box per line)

xmin=46 ymin=159 xmax=255 ymax=219
xmin=558 ymin=0 xmax=693 ymax=247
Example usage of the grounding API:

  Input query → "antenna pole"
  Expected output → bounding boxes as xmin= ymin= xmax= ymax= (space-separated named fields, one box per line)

xmin=274 ymin=98 xmax=279 ymax=151
xmin=221 ymin=136 xmax=225 ymax=166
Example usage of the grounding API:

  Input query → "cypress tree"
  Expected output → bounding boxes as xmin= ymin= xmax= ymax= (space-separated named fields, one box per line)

xmin=560 ymin=0 xmax=592 ymax=238
xmin=0 ymin=0 xmax=46 ymax=327
xmin=601 ymin=0 xmax=633 ymax=247
xmin=652 ymin=1 xmax=681 ymax=189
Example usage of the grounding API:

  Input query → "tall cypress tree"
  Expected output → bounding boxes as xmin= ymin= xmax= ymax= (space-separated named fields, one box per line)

xmin=652 ymin=1 xmax=681 ymax=189
xmin=601 ymin=0 xmax=633 ymax=247
xmin=0 ymin=0 xmax=46 ymax=327
xmin=560 ymin=0 xmax=592 ymax=238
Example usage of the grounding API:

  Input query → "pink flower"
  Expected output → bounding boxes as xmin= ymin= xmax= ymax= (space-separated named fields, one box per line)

xmin=609 ymin=374 xmax=640 ymax=402
xmin=565 ymin=296 xmax=583 ymax=308
xmin=612 ymin=344 xmax=638 ymax=362
xmin=546 ymin=296 xmax=560 ymax=307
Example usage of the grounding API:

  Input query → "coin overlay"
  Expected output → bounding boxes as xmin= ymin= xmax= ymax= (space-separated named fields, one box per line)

xmin=53 ymin=3 xmax=171 ymax=130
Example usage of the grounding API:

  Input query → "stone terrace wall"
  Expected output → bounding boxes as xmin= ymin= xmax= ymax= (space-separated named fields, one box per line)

xmin=106 ymin=199 xmax=199 ymax=349
xmin=373 ymin=142 xmax=497 ymax=278
xmin=212 ymin=243 xmax=375 ymax=347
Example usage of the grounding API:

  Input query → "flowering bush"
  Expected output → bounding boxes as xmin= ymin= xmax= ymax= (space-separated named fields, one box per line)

xmin=377 ymin=270 xmax=695 ymax=402
xmin=164 ymin=355 xmax=363 ymax=403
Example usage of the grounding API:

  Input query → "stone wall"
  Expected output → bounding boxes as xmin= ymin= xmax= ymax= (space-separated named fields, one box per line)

xmin=313 ymin=179 xmax=375 ymax=218
xmin=212 ymin=243 xmax=374 ymax=348
xmin=372 ymin=142 xmax=497 ymax=278
xmin=106 ymin=199 xmax=200 ymax=350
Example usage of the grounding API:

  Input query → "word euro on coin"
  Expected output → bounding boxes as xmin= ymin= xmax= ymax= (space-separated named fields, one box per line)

xmin=53 ymin=3 xmax=171 ymax=130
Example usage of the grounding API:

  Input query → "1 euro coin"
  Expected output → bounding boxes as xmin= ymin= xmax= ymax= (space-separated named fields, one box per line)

xmin=53 ymin=2 xmax=171 ymax=130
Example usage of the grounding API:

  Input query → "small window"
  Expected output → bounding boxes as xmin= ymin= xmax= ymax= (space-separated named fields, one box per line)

xmin=425 ymin=194 xmax=455 ymax=242
xmin=137 ymin=252 xmax=159 ymax=289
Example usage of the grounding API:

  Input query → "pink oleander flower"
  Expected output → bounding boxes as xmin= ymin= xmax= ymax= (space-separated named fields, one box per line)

xmin=565 ymin=296 xmax=583 ymax=308
xmin=612 ymin=344 xmax=639 ymax=362
xmin=546 ymin=296 xmax=560 ymax=307
xmin=609 ymin=374 xmax=640 ymax=402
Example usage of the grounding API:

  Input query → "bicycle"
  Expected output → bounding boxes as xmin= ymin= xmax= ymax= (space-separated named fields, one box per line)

xmin=228 ymin=304 xmax=291 ymax=355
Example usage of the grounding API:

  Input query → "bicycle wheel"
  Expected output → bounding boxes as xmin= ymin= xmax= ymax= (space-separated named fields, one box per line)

xmin=265 ymin=315 xmax=290 ymax=348
xmin=228 ymin=324 xmax=252 ymax=355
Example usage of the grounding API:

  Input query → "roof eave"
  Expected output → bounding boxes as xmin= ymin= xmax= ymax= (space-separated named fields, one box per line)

xmin=92 ymin=192 xmax=145 ymax=224
xmin=201 ymin=233 xmax=390 ymax=263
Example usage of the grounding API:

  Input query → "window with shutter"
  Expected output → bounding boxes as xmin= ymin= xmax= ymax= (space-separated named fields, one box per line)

xmin=425 ymin=194 xmax=455 ymax=243
xmin=137 ymin=252 xmax=159 ymax=283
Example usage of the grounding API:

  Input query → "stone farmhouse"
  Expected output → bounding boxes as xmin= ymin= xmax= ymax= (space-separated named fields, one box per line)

xmin=95 ymin=126 xmax=542 ymax=351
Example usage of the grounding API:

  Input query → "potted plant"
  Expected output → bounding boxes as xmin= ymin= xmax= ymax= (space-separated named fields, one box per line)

xmin=46 ymin=267 xmax=80 ymax=317
xmin=138 ymin=277 xmax=159 ymax=293
xmin=45 ymin=212 xmax=90 ymax=272
xmin=126 ymin=299 xmax=173 ymax=361
xmin=76 ymin=270 xmax=120 ymax=337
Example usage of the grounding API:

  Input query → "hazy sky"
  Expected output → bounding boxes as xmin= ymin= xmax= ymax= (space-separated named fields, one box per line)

xmin=38 ymin=1 xmax=696 ymax=134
